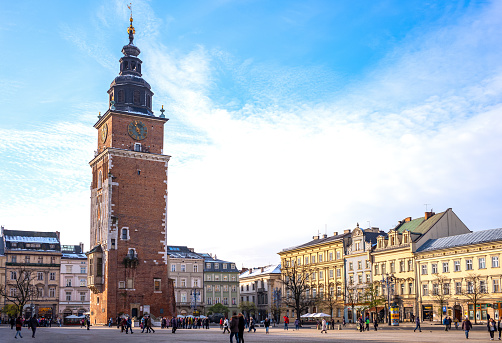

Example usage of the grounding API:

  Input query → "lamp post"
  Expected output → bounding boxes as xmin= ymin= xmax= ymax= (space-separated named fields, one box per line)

xmin=190 ymin=288 xmax=200 ymax=316
xmin=382 ymin=273 xmax=396 ymax=325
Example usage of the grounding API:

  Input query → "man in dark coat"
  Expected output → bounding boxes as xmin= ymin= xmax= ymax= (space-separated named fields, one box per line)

xmin=29 ymin=315 xmax=38 ymax=338
xmin=238 ymin=313 xmax=246 ymax=343
xmin=230 ymin=313 xmax=240 ymax=343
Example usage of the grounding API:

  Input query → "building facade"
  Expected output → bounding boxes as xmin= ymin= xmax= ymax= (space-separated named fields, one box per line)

xmin=202 ymin=255 xmax=240 ymax=316
xmin=278 ymin=232 xmax=350 ymax=321
xmin=416 ymin=228 xmax=502 ymax=322
xmin=59 ymin=244 xmax=90 ymax=320
xmin=167 ymin=246 xmax=204 ymax=316
xmin=1 ymin=228 xmax=61 ymax=320
xmin=239 ymin=264 xmax=281 ymax=321
xmin=86 ymin=15 xmax=175 ymax=324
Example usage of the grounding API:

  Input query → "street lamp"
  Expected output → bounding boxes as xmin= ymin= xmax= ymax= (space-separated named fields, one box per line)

xmin=190 ymin=289 xmax=200 ymax=316
xmin=382 ymin=273 xmax=396 ymax=325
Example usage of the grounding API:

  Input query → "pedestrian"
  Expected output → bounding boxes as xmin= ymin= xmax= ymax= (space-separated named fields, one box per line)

xmin=373 ymin=317 xmax=378 ymax=331
xmin=413 ymin=315 xmax=421 ymax=332
xmin=223 ymin=317 xmax=230 ymax=333
xmin=147 ymin=315 xmax=155 ymax=333
xmin=126 ymin=316 xmax=134 ymax=334
xmin=171 ymin=317 xmax=177 ymax=333
xmin=489 ymin=318 xmax=497 ymax=340
xmin=29 ymin=315 xmax=38 ymax=338
xmin=294 ymin=318 xmax=299 ymax=330
xmin=248 ymin=317 xmax=256 ymax=332
xmin=462 ymin=316 xmax=472 ymax=339
xmin=86 ymin=317 xmax=91 ymax=330
xmin=443 ymin=316 xmax=449 ymax=331
xmin=342 ymin=317 xmax=346 ymax=327
xmin=448 ymin=316 xmax=452 ymax=330
xmin=264 ymin=317 xmax=270 ymax=334
xmin=15 ymin=316 xmax=23 ymax=339
xmin=454 ymin=318 xmax=459 ymax=330
xmin=230 ymin=313 xmax=240 ymax=343
xmin=220 ymin=317 xmax=224 ymax=330
xmin=10 ymin=317 xmax=16 ymax=330
xmin=238 ymin=313 xmax=245 ymax=343
xmin=141 ymin=315 xmax=146 ymax=333
xmin=284 ymin=316 xmax=289 ymax=330
xmin=365 ymin=316 xmax=370 ymax=331
xmin=497 ymin=317 xmax=502 ymax=340
xmin=359 ymin=316 xmax=364 ymax=332
xmin=321 ymin=318 xmax=327 ymax=334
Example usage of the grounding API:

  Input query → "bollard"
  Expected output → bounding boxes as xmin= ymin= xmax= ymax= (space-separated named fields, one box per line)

xmin=338 ymin=324 xmax=342 ymax=330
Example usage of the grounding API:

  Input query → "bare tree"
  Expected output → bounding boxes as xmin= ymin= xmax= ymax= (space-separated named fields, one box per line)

xmin=361 ymin=281 xmax=386 ymax=319
xmin=431 ymin=274 xmax=451 ymax=324
xmin=317 ymin=281 xmax=340 ymax=318
xmin=281 ymin=261 xmax=313 ymax=319
xmin=344 ymin=279 xmax=358 ymax=323
xmin=462 ymin=273 xmax=487 ymax=324
xmin=0 ymin=268 xmax=38 ymax=316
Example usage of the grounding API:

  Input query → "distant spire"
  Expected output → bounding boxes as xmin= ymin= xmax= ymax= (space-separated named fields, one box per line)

xmin=127 ymin=4 xmax=135 ymax=44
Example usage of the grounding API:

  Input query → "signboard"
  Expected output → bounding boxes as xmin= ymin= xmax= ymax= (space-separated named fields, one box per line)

xmin=143 ymin=305 xmax=150 ymax=314
xmin=38 ymin=307 xmax=52 ymax=316
xmin=390 ymin=306 xmax=399 ymax=326
xmin=193 ymin=310 xmax=200 ymax=316
xmin=442 ymin=306 xmax=447 ymax=314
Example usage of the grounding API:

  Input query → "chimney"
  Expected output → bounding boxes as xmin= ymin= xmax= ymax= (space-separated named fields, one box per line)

xmin=1 ymin=225 xmax=4 ymax=236
xmin=322 ymin=234 xmax=327 ymax=238
xmin=333 ymin=232 xmax=338 ymax=236
xmin=79 ymin=242 xmax=84 ymax=253
xmin=55 ymin=231 xmax=60 ymax=242
xmin=425 ymin=211 xmax=435 ymax=220
xmin=344 ymin=229 xmax=351 ymax=234
xmin=313 ymin=235 xmax=320 ymax=240
xmin=188 ymin=247 xmax=194 ymax=252
xmin=404 ymin=217 xmax=412 ymax=222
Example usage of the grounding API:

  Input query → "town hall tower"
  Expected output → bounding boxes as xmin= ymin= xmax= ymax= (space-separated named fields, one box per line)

xmin=87 ymin=14 xmax=175 ymax=324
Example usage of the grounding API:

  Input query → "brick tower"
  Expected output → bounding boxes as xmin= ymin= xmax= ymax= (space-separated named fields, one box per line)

xmin=87 ymin=13 xmax=175 ymax=324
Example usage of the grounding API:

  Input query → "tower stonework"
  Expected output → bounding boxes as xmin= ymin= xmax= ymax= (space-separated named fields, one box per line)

xmin=87 ymin=16 xmax=175 ymax=324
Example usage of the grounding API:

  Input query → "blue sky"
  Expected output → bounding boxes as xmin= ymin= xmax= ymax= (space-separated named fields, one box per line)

xmin=1 ymin=0 xmax=501 ymax=267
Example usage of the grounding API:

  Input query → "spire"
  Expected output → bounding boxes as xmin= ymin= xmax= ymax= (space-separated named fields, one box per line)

xmin=127 ymin=4 xmax=135 ymax=45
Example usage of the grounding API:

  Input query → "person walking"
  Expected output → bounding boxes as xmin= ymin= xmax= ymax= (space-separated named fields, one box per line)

xmin=86 ymin=317 xmax=91 ymax=330
xmin=443 ymin=316 xmax=449 ymax=331
xmin=342 ymin=317 xmax=346 ymax=327
xmin=248 ymin=317 xmax=256 ymax=333
xmin=294 ymin=318 xmax=299 ymax=330
xmin=284 ymin=316 xmax=289 ymax=330
xmin=321 ymin=318 xmax=328 ymax=334
xmin=497 ymin=317 xmax=502 ymax=340
xmin=462 ymin=316 xmax=472 ymax=339
xmin=414 ymin=315 xmax=421 ymax=332
xmin=126 ymin=316 xmax=134 ymax=334
xmin=365 ymin=316 xmax=370 ymax=331
xmin=29 ymin=315 xmax=38 ymax=338
xmin=220 ymin=317 xmax=224 ymax=330
xmin=15 ymin=316 xmax=23 ymax=339
xmin=230 ymin=313 xmax=240 ymax=343
xmin=147 ymin=315 xmax=155 ymax=333
xmin=223 ymin=317 xmax=230 ymax=334
xmin=238 ymin=313 xmax=245 ymax=343
xmin=171 ymin=317 xmax=177 ymax=333
xmin=489 ymin=318 xmax=497 ymax=340
xmin=264 ymin=317 xmax=270 ymax=334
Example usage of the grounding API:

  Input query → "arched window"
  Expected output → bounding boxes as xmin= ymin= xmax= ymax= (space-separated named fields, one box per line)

xmin=118 ymin=90 xmax=124 ymax=103
xmin=133 ymin=90 xmax=140 ymax=104
xmin=97 ymin=170 xmax=102 ymax=189
xmin=146 ymin=94 xmax=151 ymax=109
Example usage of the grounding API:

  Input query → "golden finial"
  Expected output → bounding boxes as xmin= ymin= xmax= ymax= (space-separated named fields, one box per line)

xmin=127 ymin=3 xmax=135 ymax=44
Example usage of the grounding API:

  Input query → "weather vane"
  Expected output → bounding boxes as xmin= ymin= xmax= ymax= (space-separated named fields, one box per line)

xmin=127 ymin=3 xmax=135 ymax=44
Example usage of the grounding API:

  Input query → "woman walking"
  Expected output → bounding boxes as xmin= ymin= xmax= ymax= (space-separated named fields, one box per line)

xmin=488 ymin=318 xmax=497 ymax=340
xmin=15 ymin=316 xmax=23 ymax=339
xmin=320 ymin=318 xmax=328 ymax=334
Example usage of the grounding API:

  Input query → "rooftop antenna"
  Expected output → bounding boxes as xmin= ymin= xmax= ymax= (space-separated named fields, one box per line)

xmin=424 ymin=203 xmax=430 ymax=212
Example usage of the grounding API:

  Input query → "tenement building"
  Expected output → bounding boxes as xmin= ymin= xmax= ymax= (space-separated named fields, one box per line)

xmin=415 ymin=228 xmax=502 ymax=322
xmin=239 ymin=264 xmax=281 ymax=322
xmin=86 ymin=15 xmax=175 ymax=324
xmin=1 ymin=227 xmax=62 ymax=319
xmin=59 ymin=244 xmax=90 ymax=320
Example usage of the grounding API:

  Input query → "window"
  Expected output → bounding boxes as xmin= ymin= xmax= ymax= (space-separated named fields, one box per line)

xmin=207 ymin=297 xmax=212 ymax=305
xmin=181 ymin=279 xmax=186 ymax=287
xmin=193 ymin=264 xmax=199 ymax=272
xmin=223 ymin=297 xmax=228 ymax=305
xmin=49 ymin=288 xmax=55 ymax=298
xmin=355 ymin=242 xmax=360 ymax=251
xmin=10 ymin=288 xmax=16 ymax=296
xmin=215 ymin=275 xmax=220 ymax=281
xmin=319 ymin=271 xmax=324 ymax=280
xmin=223 ymin=263 xmax=228 ymax=269
xmin=215 ymin=264 xmax=219 ymax=269
xmin=25 ymin=256 xmax=30 ymax=264
xmin=381 ymin=264 xmax=386 ymax=275
xmin=456 ymin=282 xmax=462 ymax=294
xmin=181 ymin=264 xmax=186 ymax=272
xmin=336 ymin=268 xmax=341 ymax=278
xmin=312 ymin=272 xmax=316 ymax=280
xmin=80 ymin=278 xmax=86 ymax=287
xmin=119 ymin=281 xmax=126 ymax=289
xmin=66 ymin=278 xmax=72 ymax=287
xmin=493 ymin=279 xmax=500 ymax=293
xmin=171 ymin=264 xmax=176 ymax=272
xmin=366 ymin=274 xmax=371 ymax=283
xmin=375 ymin=265 xmax=379 ymax=275
xmin=80 ymin=266 xmax=86 ymax=274
xmin=431 ymin=263 xmax=438 ymax=274
xmin=443 ymin=283 xmax=450 ymax=295
xmin=466 ymin=259 xmax=473 ymax=270
xmin=232 ymin=285 xmax=236 ymax=292
xmin=467 ymin=281 xmax=473 ymax=293
xmin=232 ymin=297 xmax=236 ymax=305
xmin=408 ymin=260 xmax=413 ymax=271
xmin=66 ymin=292 xmax=72 ymax=301
xmin=336 ymin=251 xmax=341 ymax=260
xmin=118 ymin=90 xmax=124 ymax=103
xmin=11 ymin=256 xmax=17 ymax=263
xmin=358 ymin=274 xmax=363 ymax=283
xmin=38 ymin=256 xmax=43 ymax=264
xmin=443 ymin=262 xmax=449 ymax=273
xmin=492 ymin=256 xmax=500 ymax=268
xmin=329 ymin=269 xmax=334 ymax=279
xmin=479 ymin=257 xmax=486 ymax=269
xmin=51 ymin=256 xmax=56 ymax=264
xmin=10 ymin=271 xmax=17 ymax=280
xmin=181 ymin=293 xmax=187 ymax=302
xmin=207 ymin=275 xmax=212 ymax=281
xmin=206 ymin=263 xmax=211 ymax=269
xmin=215 ymin=297 xmax=221 ymax=304
xmin=400 ymin=260 xmax=405 ymax=272
xmin=223 ymin=275 xmax=228 ymax=281
xmin=133 ymin=90 xmax=140 ymax=104
xmin=349 ymin=262 xmax=353 ymax=271
xmin=421 ymin=264 xmax=428 ymax=275
xmin=408 ymin=283 xmax=413 ymax=294
xmin=390 ymin=262 xmax=395 ymax=273
xmin=80 ymin=292 xmax=86 ymax=302
xmin=422 ymin=284 xmax=429 ymax=296
xmin=297 ymin=258 xmax=301 ymax=266
xmin=305 ymin=256 xmax=309 ymax=264
xmin=401 ymin=283 xmax=405 ymax=295
xmin=454 ymin=260 xmax=461 ymax=272
xmin=312 ymin=256 xmax=316 ymax=264
xmin=37 ymin=272 xmax=44 ymax=281
xmin=366 ymin=260 xmax=370 ymax=269
xmin=66 ymin=265 xmax=73 ymax=273
xmin=121 ymin=228 xmax=129 ymax=240
xmin=134 ymin=143 xmax=141 ymax=152
xmin=207 ymin=285 xmax=212 ymax=291
xmin=154 ymin=279 xmax=161 ymax=292
xmin=329 ymin=252 xmax=333 ymax=261
xmin=127 ymin=278 xmax=134 ymax=289
xmin=480 ymin=280 xmax=487 ymax=293
xmin=432 ymin=283 xmax=438 ymax=295
xmin=193 ymin=279 xmax=199 ymax=287
xmin=50 ymin=272 xmax=56 ymax=281
xmin=231 ymin=276 xmax=236 ymax=282
xmin=146 ymin=94 xmax=151 ymax=108
xmin=358 ymin=261 xmax=362 ymax=270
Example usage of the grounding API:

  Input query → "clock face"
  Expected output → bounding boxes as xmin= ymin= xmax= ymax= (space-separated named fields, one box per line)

xmin=101 ymin=123 xmax=108 ymax=143
xmin=128 ymin=120 xmax=147 ymax=140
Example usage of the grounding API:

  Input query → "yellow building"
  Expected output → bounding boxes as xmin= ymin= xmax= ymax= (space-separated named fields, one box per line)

xmin=278 ymin=231 xmax=350 ymax=321
xmin=372 ymin=209 xmax=470 ymax=322
xmin=415 ymin=228 xmax=502 ymax=323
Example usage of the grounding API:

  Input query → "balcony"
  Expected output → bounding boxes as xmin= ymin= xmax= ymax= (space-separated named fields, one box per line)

xmin=87 ymin=275 xmax=103 ymax=293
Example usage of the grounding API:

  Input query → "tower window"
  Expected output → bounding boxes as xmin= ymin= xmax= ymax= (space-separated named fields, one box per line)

xmin=124 ymin=61 xmax=129 ymax=70
xmin=134 ymin=143 xmax=141 ymax=152
xmin=133 ymin=90 xmax=140 ymax=104
xmin=118 ymin=90 xmax=124 ymax=103
xmin=146 ymin=94 xmax=151 ymax=109
xmin=121 ymin=228 xmax=129 ymax=240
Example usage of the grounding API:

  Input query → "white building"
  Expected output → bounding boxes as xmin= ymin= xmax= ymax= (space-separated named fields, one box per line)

xmin=59 ymin=244 xmax=90 ymax=320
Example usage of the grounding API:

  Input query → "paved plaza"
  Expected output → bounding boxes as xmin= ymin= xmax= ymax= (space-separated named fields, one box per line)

xmin=0 ymin=323 xmax=497 ymax=343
